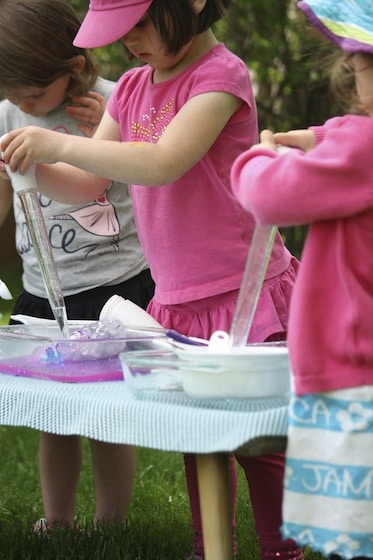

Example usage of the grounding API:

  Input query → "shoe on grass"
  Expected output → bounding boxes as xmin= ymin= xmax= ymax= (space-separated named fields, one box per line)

xmin=33 ymin=518 xmax=80 ymax=535
xmin=33 ymin=518 xmax=50 ymax=534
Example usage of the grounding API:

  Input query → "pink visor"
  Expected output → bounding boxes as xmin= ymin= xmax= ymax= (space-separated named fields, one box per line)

xmin=73 ymin=0 xmax=153 ymax=48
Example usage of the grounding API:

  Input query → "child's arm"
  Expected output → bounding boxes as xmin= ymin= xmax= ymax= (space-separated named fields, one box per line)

xmin=66 ymin=91 xmax=107 ymax=137
xmin=1 ymin=90 xmax=242 ymax=204
xmin=231 ymin=117 xmax=373 ymax=226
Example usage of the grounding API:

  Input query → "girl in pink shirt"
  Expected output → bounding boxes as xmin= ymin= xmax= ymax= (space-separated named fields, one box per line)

xmin=1 ymin=1 xmax=301 ymax=558
xmin=231 ymin=1 xmax=373 ymax=558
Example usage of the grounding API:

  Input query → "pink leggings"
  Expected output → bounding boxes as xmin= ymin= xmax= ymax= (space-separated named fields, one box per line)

xmin=185 ymin=451 xmax=292 ymax=551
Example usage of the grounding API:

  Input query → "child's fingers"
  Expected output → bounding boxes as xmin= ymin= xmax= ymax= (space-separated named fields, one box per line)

xmin=67 ymin=91 xmax=106 ymax=127
xmin=274 ymin=130 xmax=316 ymax=152
xmin=260 ymin=129 xmax=275 ymax=142
xmin=66 ymin=105 xmax=94 ymax=124
xmin=273 ymin=131 xmax=299 ymax=146
xmin=0 ymin=158 xmax=10 ymax=179
xmin=255 ymin=129 xmax=277 ymax=151
xmin=84 ymin=90 xmax=107 ymax=107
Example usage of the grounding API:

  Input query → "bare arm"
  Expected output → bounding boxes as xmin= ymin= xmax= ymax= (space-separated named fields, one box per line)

xmin=1 ymin=91 xmax=242 ymax=204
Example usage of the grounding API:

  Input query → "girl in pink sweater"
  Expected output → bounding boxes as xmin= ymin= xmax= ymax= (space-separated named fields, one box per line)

xmin=231 ymin=1 xmax=373 ymax=559
xmin=0 ymin=1 xmax=302 ymax=558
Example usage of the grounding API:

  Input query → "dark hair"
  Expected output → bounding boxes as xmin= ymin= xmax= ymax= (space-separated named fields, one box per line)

xmin=0 ymin=0 xmax=99 ymax=99
xmin=124 ymin=0 xmax=232 ymax=58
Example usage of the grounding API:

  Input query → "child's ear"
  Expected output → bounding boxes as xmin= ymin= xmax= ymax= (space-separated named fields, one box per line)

xmin=192 ymin=0 xmax=207 ymax=15
xmin=72 ymin=55 xmax=86 ymax=74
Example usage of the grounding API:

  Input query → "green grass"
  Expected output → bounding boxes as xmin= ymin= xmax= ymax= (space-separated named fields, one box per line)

xmin=0 ymin=265 xmax=257 ymax=558
xmin=0 ymin=427 xmax=261 ymax=559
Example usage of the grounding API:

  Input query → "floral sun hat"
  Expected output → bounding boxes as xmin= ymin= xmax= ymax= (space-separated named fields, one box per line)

xmin=297 ymin=0 xmax=373 ymax=54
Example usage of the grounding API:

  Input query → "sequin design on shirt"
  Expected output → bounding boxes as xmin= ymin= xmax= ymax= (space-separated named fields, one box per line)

xmin=131 ymin=99 xmax=175 ymax=143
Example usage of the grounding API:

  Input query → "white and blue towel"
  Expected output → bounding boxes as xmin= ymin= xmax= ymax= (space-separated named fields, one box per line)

xmin=282 ymin=386 xmax=373 ymax=559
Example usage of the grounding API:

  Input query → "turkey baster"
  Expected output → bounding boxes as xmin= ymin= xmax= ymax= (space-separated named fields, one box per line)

xmin=1 ymin=133 xmax=69 ymax=338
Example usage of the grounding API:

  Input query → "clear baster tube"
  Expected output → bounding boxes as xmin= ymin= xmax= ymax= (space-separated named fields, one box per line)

xmin=17 ymin=188 xmax=69 ymax=338
xmin=228 ymin=146 xmax=292 ymax=350
xmin=1 ymin=133 xmax=69 ymax=338
xmin=228 ymin=225 xmax=276 ymax=349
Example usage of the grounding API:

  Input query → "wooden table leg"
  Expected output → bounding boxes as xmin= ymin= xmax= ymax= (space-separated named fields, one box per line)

xmin=196 ymin=453 xmax=233 ymax=560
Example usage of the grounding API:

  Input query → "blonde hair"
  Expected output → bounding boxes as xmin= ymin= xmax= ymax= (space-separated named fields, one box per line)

xmin=0 ymin=0 xmax=100 ymax=99
xmin=330 ymin=51 xmax=373 ymax=115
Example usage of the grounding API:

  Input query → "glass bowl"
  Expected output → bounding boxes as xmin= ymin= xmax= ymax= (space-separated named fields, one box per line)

xmin=120 ymin=341 xmax=291 ymax=399
xmin=0 ymin=323 xmax=166 ymax=383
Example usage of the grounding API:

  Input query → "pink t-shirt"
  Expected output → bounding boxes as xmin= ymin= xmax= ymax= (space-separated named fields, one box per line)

xmin=108 ymin=44 xmax=291 ymax=304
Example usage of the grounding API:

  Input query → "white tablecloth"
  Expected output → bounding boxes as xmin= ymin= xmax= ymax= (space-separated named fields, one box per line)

xmin=0 ymin=374 xmax=289 ymax=455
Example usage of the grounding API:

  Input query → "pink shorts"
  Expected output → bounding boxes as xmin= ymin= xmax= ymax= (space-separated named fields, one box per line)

xmin=147 ymin=257 xmax=299 ymax=343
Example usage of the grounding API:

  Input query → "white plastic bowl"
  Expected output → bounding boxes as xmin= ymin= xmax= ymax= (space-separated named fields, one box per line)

xmin=176 ymin=346 xmax=290 ymax=399
xmin=121 ymin=342 xmax=291 ymax=399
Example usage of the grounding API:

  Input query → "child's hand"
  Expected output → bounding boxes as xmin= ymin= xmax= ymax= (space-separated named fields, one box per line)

xmin=1 ymin=126 xmax=64 ymax=174
xmin=66 ymin=91 xmax=106 ymax=137
xmin=273 ymin=129 xmax=316 ymax=153
xmin=0 ymin=159 xmax=11 ymax=181
xmin=0 ymin=141 xmax=10 ymax=179
xmin=251 ymin=129 xmax=278 ymax=151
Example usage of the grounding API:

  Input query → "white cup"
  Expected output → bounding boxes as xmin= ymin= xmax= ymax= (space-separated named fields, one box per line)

xmin=1 ymin=133 xmax=36 ymax=192
xmin=99 ymin=294 xmax=162 ymax=329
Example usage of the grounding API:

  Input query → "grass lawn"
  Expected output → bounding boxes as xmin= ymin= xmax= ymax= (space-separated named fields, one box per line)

xmin=0 ymin=426 xmax=264 ymax=559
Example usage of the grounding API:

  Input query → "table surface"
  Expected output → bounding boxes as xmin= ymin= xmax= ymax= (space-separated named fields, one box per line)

xmin=0 ymin=373 xmax=289 ymax=455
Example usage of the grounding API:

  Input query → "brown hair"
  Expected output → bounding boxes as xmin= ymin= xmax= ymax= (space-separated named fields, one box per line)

xmin=123 ymin=0 xmax=232 ymax=58
xmin=0 ymin=0 xmax=100 ymax=99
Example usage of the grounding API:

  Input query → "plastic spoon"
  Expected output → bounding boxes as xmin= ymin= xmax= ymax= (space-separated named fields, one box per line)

xmin=228 ymin=225 xmax=277 ymax=349
xmin=1 ymin=134 xmax=69 ymax=338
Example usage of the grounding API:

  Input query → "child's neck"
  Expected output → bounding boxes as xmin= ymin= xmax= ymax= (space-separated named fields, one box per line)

xmin=153 ymin=29 xmax=219 ymax=83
